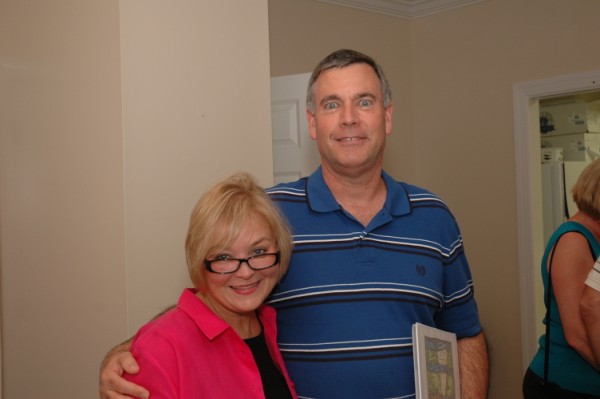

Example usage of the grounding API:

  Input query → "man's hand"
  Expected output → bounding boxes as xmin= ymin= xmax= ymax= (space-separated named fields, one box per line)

xmin=99 ymin=342 xmax=149 ymax=399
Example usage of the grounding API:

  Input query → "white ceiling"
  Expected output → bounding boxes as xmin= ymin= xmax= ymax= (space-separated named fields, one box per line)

xmin=317 ymin=0 xmax=486 ymax=19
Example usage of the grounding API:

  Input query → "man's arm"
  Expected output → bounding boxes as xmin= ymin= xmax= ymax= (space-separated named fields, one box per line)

xmin=99 ymin=339 xmax=149 ymax=399
xmin=457 ymin=331 xmax=489 ymax=399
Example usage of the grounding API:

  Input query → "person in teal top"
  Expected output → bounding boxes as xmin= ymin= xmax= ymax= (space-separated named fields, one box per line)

xmin=523 ymin=159 xmax=600 ymax=398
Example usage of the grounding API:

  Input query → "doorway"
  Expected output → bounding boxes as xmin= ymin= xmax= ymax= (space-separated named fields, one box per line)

xmin=513 ymin=69 xmax=600 ymax=369
xmin=270 ymin=73 xmax=320 ymax=184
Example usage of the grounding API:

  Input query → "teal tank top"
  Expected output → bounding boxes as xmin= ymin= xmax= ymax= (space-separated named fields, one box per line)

xmin=529 ymin=221 xmax=600 ymax=395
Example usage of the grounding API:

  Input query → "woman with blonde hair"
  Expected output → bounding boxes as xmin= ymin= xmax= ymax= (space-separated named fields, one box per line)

xmin=123 ymin=172 xmax=297 ymax=399
xmin=523 ymin=159 xmax=600 ymax=398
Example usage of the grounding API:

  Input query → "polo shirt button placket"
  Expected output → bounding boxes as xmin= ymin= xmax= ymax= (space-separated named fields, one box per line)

xmin=357 ymin=232 xmax=367 ymax=250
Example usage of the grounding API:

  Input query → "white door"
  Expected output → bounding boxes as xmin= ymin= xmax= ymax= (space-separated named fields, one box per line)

xmin=271 ymin=73 xmax=320 ymax=184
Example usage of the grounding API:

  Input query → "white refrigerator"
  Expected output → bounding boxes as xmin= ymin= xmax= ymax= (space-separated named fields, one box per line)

xmin=541 ymin=161 xmax=587 ymax=245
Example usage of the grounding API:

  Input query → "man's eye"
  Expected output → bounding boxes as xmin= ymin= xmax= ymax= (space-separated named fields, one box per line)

xmin=325 ymin=102 xmax=338 ymax=110
xmin=359 ymin=99 xmax=372 ymax=107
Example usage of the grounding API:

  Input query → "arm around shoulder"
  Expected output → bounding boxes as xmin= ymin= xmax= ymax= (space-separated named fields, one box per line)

xmin=99 ymin=305 xmax=175 ymax=398
xmin=99 ymin=338 xmax=149 ymax=399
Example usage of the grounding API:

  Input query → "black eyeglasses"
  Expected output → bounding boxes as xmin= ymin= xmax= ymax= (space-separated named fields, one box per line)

xmin=204 ymin=252 xmax=280 ymax=275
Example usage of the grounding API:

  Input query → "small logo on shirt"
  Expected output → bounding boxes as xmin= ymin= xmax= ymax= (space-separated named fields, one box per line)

xmin=416 ymin=264 xmax=426 ymax=276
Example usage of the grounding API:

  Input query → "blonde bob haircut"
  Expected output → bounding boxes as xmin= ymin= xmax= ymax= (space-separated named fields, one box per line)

xmin=572 ymin=158 xmax=600 ymax=220
xmin=185 ymin=172 xmax=292 ymax=287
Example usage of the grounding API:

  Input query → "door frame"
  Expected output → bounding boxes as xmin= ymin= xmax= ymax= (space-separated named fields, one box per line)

xmin=513 ymin=69 xmax=600 ymax=369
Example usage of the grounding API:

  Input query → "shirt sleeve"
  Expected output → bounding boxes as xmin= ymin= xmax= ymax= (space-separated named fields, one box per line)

xmin=586 ymin=260 xmax=600 ymax=292
xmin=124 ymin=332 xmax=180 ymax=399
xmin=436 ymin=218 xmax=483 ymax=339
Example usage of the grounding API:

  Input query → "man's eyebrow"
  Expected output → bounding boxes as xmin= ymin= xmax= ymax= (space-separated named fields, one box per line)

xmin=319 ymin=92 xmax=376 ymax=106
xmin=355 ymin=92 xmax=376 ymax=100
xmin=319 ymin=94 xmax=341 ymax=106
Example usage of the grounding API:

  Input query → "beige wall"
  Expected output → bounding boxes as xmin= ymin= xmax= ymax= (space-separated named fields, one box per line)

xmin=0 ymin=1 xmax=127 ymax=397
xmin=119 ymin=0 xmax=272 ymax=333
xmin=269 ymin=0 xmax=600 ymax=398
xmin=0 ymin=0 xmax=271 ymax=398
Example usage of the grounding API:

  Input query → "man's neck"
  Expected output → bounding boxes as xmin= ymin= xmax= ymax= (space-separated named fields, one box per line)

xmin=322 ymin=166 xmax=387 ymax=227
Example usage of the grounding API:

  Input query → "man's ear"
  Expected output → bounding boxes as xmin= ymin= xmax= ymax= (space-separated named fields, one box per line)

xmin=385 ymin=104 xmax=393 ymax=136
xmin=307 ymin=109 xmax=317 ymax=140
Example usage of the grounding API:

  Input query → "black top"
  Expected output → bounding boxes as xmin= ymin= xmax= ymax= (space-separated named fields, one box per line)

xmin=245 ymin=330 xmax=293 ymax=399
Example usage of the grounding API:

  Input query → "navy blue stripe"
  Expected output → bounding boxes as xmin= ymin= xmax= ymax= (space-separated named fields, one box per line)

xmin=283 ymin=350 xmax=413 ymax=363
xmin=272 ymin=293 xmax=441 ymax=311
xmin=291 ymin=241 xmax=464 ymax=264
xmin=270 ymin=197 xmax=306 ymax=204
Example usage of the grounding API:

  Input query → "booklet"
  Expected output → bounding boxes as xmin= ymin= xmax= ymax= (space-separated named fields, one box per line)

xmin=412 ymin=323 xmax=461 ymax=399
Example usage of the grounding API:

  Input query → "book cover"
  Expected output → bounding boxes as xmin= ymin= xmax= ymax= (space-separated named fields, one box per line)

xmin=412 ymin=323 xmax=461 ymax=399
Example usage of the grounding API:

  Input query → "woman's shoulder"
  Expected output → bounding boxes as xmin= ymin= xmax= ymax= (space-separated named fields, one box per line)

xmin=551 ymin=222 xmax=596 ymax=250
xmin=551 ymin=220 xmax=600 ymax=249
xmin=552 ymin=221 xmax=596 ymax=245
xmin=131 ymin=307 xmax=191 ymax=347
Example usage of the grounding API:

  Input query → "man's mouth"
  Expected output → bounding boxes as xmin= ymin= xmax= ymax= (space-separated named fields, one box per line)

xmin=338 ymin=136 xmax=362 ymax=142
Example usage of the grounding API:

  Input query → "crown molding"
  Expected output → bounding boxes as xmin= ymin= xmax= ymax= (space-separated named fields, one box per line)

xmin=317 ymin=0 xmax=486 ymax=19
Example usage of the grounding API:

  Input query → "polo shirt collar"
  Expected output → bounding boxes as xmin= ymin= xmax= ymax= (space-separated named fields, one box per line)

xmin=306 ymin=167 xmax=339 ymax=213
xmin=178 ymin=288 xmax=230 ymax=340
xmin=306 ymin=167 xmax=410 ymax=216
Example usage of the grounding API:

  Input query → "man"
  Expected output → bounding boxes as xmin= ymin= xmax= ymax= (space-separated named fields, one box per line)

xmin=581 ymin=259 xmax=600 ymax=369
xmin=100 ymin=49 xmax=489 ymax=399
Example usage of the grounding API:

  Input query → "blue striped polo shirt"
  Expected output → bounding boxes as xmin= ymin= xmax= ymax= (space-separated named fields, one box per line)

xmin=266 ymin=168 xmax=482 ymax=399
